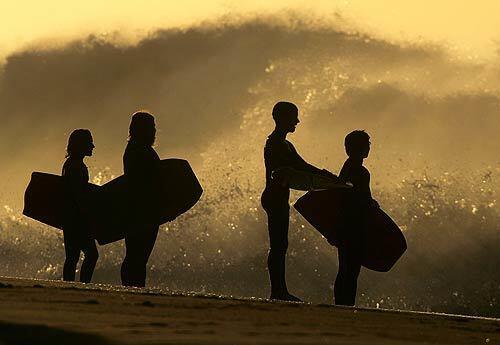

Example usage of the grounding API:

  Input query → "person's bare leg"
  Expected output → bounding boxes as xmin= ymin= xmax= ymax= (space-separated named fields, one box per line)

xmin=63 ymin=231 xmax=80 ymax=282
xmin=136 ymin=225 xmax=159 ymax=287
xmin=334 ymin=246 xmax=361 ymax=306
xmin=267 ymin=207 xmax=301 ymax=302
xmin=80 ymin=238 xmax=98 ymax=283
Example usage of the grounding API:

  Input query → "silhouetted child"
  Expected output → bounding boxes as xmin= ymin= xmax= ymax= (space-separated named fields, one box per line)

xmin=335 ymin=130 xmax=378 ymax=306
xmin=62 ymin=129 xmax=98 ymax=283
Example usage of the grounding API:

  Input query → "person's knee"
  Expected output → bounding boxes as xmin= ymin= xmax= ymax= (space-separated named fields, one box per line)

xmin=137 ymin=256 xmax=149 ymax=268
xmin=338 ymin=265 xmax=360 ymax=281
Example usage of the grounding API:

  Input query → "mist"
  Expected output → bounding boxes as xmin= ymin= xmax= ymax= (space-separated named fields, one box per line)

xmin=0 ymin=16 xmax=498 ymax=317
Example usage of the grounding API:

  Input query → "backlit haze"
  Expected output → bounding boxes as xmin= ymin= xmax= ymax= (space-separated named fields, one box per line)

xmin=0 ymin=1 xmax=499 ymax=317
xmin=3 ymin=1 xmax=500 ymax=60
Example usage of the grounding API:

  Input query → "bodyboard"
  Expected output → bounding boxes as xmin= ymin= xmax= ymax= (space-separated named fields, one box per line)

xmin=294 ymin=189 xmax=407 ymax=272
xmin=272 ymin=167 xmax=351 ymax=191
xmin=23 ymin=172 xmax=98 ymax=230
xmin=92 ymin=158 xmax=203 ymax=245
xmin=23 ymin=159 xmax=203 ymax=246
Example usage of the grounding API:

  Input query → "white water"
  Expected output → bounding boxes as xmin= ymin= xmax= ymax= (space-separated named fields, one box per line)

xmin=0 ymin=17 xmax=499 ymax=317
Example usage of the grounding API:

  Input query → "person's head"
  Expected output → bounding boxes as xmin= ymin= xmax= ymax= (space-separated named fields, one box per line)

xmin=272 ymin=101 xmax=299 ymax=133
xmin=66 ymin=129 xmax=94 ymax=158
xmin=129 ymin=111 xmax=156 ymax=146
xmin=345 ymin=130 xmax=370 ymax=159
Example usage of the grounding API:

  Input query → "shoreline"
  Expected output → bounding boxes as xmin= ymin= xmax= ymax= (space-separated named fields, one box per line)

xmin=2 ymin=275 xmax=498 ymax=322
xmin=0 ymin=276 xmax=498 ymax=344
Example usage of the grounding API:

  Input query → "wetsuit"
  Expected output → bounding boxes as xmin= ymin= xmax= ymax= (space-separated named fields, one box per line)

xmin=335 ymin=157 xmax=373 ymax=305
xmin=62 ymin=157 xmax=98 ymax=283
xmin=120 ymin=140 xmax=161 ymax=287
xmin=261 ymin=131 xmax=324 ymax=297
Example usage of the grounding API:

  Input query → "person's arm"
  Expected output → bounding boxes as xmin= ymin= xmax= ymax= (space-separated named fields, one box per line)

xmin=288 ymin=143 xmax=337 ymax=178
xmin=265 ymin=140 xmax=289 ymax=173
xmin=62 ymin=161 xmax=89 ymax=213
xmin=365 ymin=169 xmax=379 ymax=208
xmin=123 ymin=149 xmax=144 ymax=181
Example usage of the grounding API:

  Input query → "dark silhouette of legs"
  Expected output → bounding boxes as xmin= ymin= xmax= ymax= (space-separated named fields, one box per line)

xmin=121 ymin=225 xmax=159 ymax=287
xmin=63 ymin=232 xmax=79 ymax=281
xmin=334 ymin=245 xmax=361 ymax=306
xmin=120 ymin=257 xmax=131 ymax=286
xmin=80 ymin=239 xmax=98 ymax=283
xmin=265 ymin=206 xmax=301 ymax=301
xmin=267 ymin=208 xmax=289 ymax=296
xmin=63 ymin=230 xmax=98 ymax=283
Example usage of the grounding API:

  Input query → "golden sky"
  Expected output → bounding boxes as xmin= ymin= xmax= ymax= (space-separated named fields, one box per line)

xmin=2 ymin=0 xmax=500 ymax=60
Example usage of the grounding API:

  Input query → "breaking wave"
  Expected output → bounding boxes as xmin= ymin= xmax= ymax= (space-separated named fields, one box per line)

xmin=0 ymin=16 xmax=499 ymax=317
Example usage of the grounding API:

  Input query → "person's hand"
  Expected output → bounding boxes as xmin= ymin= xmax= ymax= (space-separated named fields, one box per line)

xmin=271 ymin=169 xmax=289 ymax=187
xmin=321 ymin=169 xmax=338 ymax=180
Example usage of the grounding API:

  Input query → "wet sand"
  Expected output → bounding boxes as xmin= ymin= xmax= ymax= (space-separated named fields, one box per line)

xmin=0 ymin=277 xmax=498 ymax=345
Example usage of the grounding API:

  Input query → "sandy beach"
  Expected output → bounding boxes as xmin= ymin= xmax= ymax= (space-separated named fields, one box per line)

xmin=0 ymin=277 xmax=498 ymax=345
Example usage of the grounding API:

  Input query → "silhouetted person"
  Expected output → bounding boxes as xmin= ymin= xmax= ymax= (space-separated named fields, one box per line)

xmin=120 ymin=111 xmax=161 ymax=287
xmin=334 ymin=130 xmax=378 ymax=306
xmin=261 ymin=101 xmax=335 ymax=301
xmin=62 ymin=129 xmax=98 ymax=283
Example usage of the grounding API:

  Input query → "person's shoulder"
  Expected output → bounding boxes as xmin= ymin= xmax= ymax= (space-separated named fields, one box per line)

xmin=265 ymin=133 xmax=287 ymax=148
xmin=266 ymin=132 xmax=277 ymax=143
xmin=124 ymin=141 xmax=144 ymax=157
xmin=361 ymin=165 xmax=370 ymax=175
xmin=125 ymin=142 xmax=159 ymax=163
xmin=284 ymin=139 xmax=294 ymax=149
xmin=339 ymin=158 xmax=355 ymax=176
xmin=148 ymin=146 xmax=160 ymax=160
xmin=341 ymin=158 xmax=352 ymax=169
xmin=62 ymin=157 xmax=86 ymax=175
xmin=125 ymin=141 xmax=138 ymax=152
xmin=64 ymin=157 xmax=84 ymax=168
xmin=62 ymin=157 xmax=71 ymax=168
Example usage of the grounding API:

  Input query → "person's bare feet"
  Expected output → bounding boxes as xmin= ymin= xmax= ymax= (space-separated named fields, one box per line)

xmin=270 ymin=293 xmax=303 ymax=302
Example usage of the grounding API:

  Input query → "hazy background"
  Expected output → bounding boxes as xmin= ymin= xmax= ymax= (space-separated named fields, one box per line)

xmin=0 ymin=1 xmax=499 ymax=317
